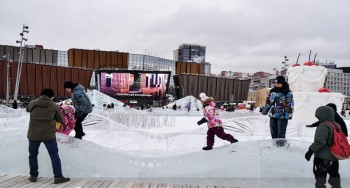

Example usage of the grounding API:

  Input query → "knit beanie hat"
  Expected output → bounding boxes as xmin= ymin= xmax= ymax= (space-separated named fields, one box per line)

xmin=275 ymin=76 xmax=286 ymax=84
xmin=64 ymin=81 xmax=75 ymax=89
xmin=326 ymin=103 xmax=337 ymax=112
xmin=199 ymin=92 xmax=208 ymax=102
xmin=41 ymin=88 xmax=54 ymax=98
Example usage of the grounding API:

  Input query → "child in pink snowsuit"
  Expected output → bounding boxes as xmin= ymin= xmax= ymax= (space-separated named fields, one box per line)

xmin=56 ymin=105 xmax=76 ymax=135
xmin=197 ymin=93 xmax=238 ymax=150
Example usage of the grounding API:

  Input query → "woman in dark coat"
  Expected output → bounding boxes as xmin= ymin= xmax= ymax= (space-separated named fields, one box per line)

xmin=306 ymin=103 xmax=348 ymax=137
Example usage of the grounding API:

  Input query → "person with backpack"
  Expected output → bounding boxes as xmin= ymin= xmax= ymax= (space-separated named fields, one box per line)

xmin=261 ymin=75 xmax=294 ymax=147
xmin=306 ymin=103 xmax=348 ymax=137
xmin=64 ymin=81 xmax=92 ymax=139
xmin=305 ymin=106 xmax=343 ymax=188
xmin=197 ymin=93 xmax=238 ymax=150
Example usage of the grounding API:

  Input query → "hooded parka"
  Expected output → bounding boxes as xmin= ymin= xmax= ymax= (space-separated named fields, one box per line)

xmin=26 ymin=95 xmax=63 ymax=140
xmin=309 ymin=106 xmax=338 ymax=161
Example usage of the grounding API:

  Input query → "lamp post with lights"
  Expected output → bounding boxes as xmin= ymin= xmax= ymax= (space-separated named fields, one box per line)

xmin=2 ymin=54 xmax=12 ymax=106
xmin=13 ymin=24 xmax=29 ymax=101
xmin=282 ymin=55 xmax=289 ymax=71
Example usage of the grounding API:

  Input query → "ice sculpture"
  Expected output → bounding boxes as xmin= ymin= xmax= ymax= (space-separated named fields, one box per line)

xmin=287 ymin=66 xmax=345 ymax=124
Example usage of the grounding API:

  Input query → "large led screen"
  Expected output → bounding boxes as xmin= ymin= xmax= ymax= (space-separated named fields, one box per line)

xmin=97 ymin=71 xmax=170 ymax=98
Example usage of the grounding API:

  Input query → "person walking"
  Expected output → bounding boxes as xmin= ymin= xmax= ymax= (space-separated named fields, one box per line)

xmin=305 ymin=106 xmax=341 ymax=188
xmin=197 ymin=93 xmax=238 ymax=150
xmin=64 ymin=81 xmax=92 ymax=139
xmin=306 ymin=103 xmax=348 ymax=137
xmin=262 ymin=75 xmax=294 ymax=146
xmin=13 ymin=100 xmax=18 ymax=109
xmin=26 ymin=88 xmax=70 ymax=184
xmin=341 ymin=109 xmax=346 ymax=117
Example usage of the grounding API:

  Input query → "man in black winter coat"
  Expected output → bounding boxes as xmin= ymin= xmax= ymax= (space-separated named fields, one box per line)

xmin=306 ymin=103 xmax=348 ymax=137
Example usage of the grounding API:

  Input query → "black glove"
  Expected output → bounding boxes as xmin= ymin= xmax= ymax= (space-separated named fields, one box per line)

xmin=305 ymin=149 xmax=314 ymax=161
xmin=261 ymin=110 xmax=268 ymax=115
xmin=75 ymin=111 xmax=83 ymax=118
xmin=197 ymin=117 xmax=208 ymax=125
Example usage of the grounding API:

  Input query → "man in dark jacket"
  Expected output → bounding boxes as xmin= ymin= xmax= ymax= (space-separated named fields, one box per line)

xmin=26 ymin=88 xmax=70 ymax=184
xmin=306 ymin=103 xmax=348 ymax=137
xmin=305 ymin=106 xmax=341 ymax=188
xmin=64 ymin=81 xmax=92 ymax=139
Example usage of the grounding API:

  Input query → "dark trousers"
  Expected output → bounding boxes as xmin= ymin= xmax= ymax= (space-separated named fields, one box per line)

xmin=207 ymin=126 xmax=234 ymax=147
xmin=74 ymin=113 xmax=88 ymax=139
xmin=29 ymin=139 xmax=62 ymax=178
xmin=313 ymin=157 xmax=341 ymax=188
xmin=269 ymin=117 xmax=288 ymax=139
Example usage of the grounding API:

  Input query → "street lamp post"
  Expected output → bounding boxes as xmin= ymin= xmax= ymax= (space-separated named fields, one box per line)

xmin=5 ymin=55 xmax=11 ymax=106
xmin=13 ymin=24 xmax=29 ymax=101
xmin=2 ymin=54 xmax=11 ymax=106
xmin=282 ymin=55 xmax=289 ymax=71
xmin=273 ymin=67 xmax=279 ymax=76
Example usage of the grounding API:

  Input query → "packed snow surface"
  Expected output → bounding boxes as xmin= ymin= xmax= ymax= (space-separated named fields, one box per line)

xmin=1 ymin=99 xmax=350 ymax=187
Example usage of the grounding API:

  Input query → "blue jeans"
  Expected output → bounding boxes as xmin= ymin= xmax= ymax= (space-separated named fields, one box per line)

xmin=28 ymin=139 xmax=62 ymax=178
xmin=269 ymin=117 xmax=288 ymax=139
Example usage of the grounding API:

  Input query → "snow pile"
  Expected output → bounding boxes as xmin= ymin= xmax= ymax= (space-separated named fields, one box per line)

xmin=165 ymin=96 xmax=202 ymax=111
xmin=86 ymin=89 xmax=124 ymax=108
xmin=102 ymin=110 xmax=176 ymax=129
xmin=1 ymin=103 xmax=350 ymax=187
xmin=0 ymin=105 xmax=27 ymax=118
xmin=2 ymin=122 xmax=350 ymax=187
xmin=219 ymin=109 xmax=262 ymax=120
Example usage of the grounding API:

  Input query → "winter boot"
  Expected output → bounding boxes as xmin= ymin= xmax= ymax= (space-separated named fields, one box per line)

xmin=231 ymin=138 xmax=238 ymax=143
xmin=202 ymin=146 xmax=213 ymax=150
xmin=28 ymin=176 xmax=37 ymax=182
xmin=74 ymin=135 xmax=82 ymax=139
xmin=54 ymin=176 xmax=70 ymax=184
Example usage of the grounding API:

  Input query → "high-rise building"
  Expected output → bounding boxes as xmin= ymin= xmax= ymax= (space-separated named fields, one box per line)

xmin=325 ymin=68 xmax=350 ymax=97
xmin=247 ymin=71 xmax=272 ymax=90
xmin=296 ymin=61 xmax=349 ymax=99
xmin=221 ymin=71 xmax=243 ymax=79
xmin=317 ymin=60 xmax=337 ymax=69
xmin=204 ymin=62 xmax=211 ymax=75
xmin=173 ymin=43 xmax=206 ymax=74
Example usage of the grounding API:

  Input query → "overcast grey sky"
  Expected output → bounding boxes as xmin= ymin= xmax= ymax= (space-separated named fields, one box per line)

xmin=1 ymin=0 xmax=349 ymax=74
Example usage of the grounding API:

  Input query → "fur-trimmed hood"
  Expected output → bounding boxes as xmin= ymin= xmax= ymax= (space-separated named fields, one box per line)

xmin=202 ymin=97 xmax=214 ymax=107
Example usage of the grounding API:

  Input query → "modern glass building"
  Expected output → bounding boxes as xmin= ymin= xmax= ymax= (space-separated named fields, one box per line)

xmin=174 ymin=44 xmax=206 ymax=64
xmin=128 ymin=54 xmax=176 ymax=95
xmin=173 ymin=43 xmax=206 ymax=74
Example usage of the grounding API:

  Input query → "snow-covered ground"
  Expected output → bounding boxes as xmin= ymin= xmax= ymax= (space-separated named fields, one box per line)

xmin=1 ymin=98 xmax=350 ymax=187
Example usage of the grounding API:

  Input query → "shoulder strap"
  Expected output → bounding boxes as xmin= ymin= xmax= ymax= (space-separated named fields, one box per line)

xmin=325 ymin=121 xmax=340 ymax=132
